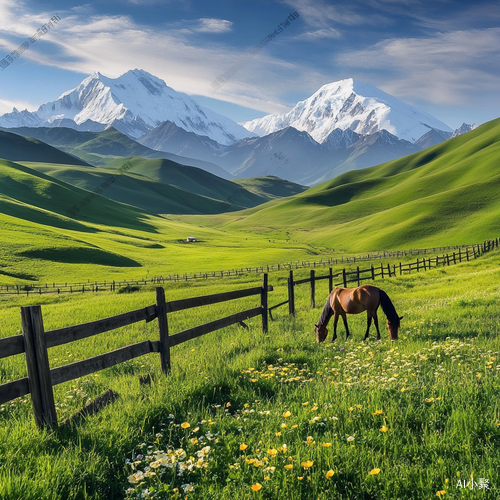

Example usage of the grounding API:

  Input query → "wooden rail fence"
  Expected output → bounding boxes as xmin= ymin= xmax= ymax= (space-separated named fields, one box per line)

xmin=269 ymin=242 xmax=496 ymax=317
xmin=0 ymin=276 xmax=272 ymax=430
xmin=1 ymin=241 xmax=493 ymax=296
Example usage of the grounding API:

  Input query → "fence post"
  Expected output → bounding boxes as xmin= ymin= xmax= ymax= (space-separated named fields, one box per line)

xmin=328 ymin=268 xmax=333 ymax=293
xmin=310 ymin=270 xmax=316 ymax=308
xmin=387 ymin=264 xmax=391 ymax=278
xmin=381 ymin=264 xmax=384 ymax=279
xmin=342 ymin=269 xmax=347 ymax=288
xmin=288 ymin=270 xmax=295 ymax=317
xmin=156 ymin=287 xmax=171 ymax=374
xmin=261 ymin=274 xmax=268 ymax=334
xmin=371 ymin=264 xmax=375 ymax=280
xmin=21 ymin=306 xmax=58 ymax=430
xmin=357 ymin=267 xmax=360 ymax=286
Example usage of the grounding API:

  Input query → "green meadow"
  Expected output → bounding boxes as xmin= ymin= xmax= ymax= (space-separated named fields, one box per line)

xmin=1 ymin=250 xmax=499 ymax=499
xmin=1 ymin=119 xmax=500 ymax=499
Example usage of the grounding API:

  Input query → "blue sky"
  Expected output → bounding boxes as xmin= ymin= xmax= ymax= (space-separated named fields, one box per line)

xmin=0 ymin=0 xmax=499 ymax=129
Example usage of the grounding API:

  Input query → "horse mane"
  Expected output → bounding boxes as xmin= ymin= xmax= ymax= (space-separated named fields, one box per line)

xmin=317 ymin=295 xmax=333 ymax=327
xmin=378 ymin=289 xmax=400 ymax=327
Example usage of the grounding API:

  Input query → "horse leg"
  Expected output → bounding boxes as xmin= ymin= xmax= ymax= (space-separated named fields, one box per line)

xmin=364 ymin=315 xmax=373 ymax=341
xmin=331 ymin=314 xmax=338 ymax=342
xmin=373 ymin=313 xmax=381 ymax=340
xmin=341 ymin=313 xmax=350 ymax=340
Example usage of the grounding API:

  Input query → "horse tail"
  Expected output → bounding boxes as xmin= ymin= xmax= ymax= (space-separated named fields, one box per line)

xmin=378 ymin=289 xmax=400 ymax=327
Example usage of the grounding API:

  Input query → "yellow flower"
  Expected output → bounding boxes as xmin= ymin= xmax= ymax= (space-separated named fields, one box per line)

xmin=283 ymin=411 xmax=292 ymax=418
xmin=369 ymin=468 xmax=380 ymax=475
xmin=347 ymin=435 xmax=355 ymax=442
xmin=281 ymin=423 xmax=287 ymax=428
xmin=250 ymin=379 xmax=257 ymax=383
xmin=356 ymin=404 xmax=362 ymax=409
xmin=380 ymin=421 xmax=388 ymax=433
xmin=348 ymin=407 xmax=354 ymax=412
xmin=181 ymin=422 xmax=190 ymax=429
xmin=445 ymin=479 xmax=449 ymax=484
xmin=302 ymin=402 xmax=309 ymax=406
xmin=275 ymin=432 xmax=282 ymax=437
xmin=284 ymin=464 xmax=293 ymax=470
xmin=425 ymin=398 xmax=434 ymax=403
xmin=436 ymin=491 xmax=446 ymax=497
xmin=401 ymin=388 xmax=406 ymax=392
xmin=326 ymin=470 xmax=335 ymax=479
xmin=244 ymin=403 xmax=249 ymax=408
xmin=240 ymin=443 xmax=248 ymax=451
xmin=372 ymin=410 xmax=383 ymax=416
xmin=251 ymin=483 xmax=262 ymax=491
xmin=297 ymin=476 xmax=303 ymax=480
xmin=190 ymin=438 xmax=198 ymax=445
xmin=267 ymin=449 xmax=278 ymax=457
xmin=301 ymin=460 xmax=314 ymax=469
xmin=306 ymin=436 xmax=314 ymax=444
xmin=264 ymin=476 xmax=270 ymax=481
xmin=292 ymin=424 xmax=298 ymax=429
xmin=322 ymin=443 xmax=332 ymax=447
xmin=311 ymin=406 xmax=318 ymax=411
xmin=226 ymin=402 xmax=231 ymax=407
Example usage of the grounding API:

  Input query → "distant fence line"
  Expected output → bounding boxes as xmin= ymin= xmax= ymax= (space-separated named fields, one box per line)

xmin=0 ymin=277 xmax=272 ymax=430
xmin=274 ymin=244 xmax=487 ymax=318
xmin=1 ymin=240 xmax=498 ymax=430
xmin=1 ymin=240 xmax=495 ymax=297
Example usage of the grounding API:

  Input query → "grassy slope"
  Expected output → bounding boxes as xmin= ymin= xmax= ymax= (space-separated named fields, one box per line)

xmin=230 ymin=176 xmax=308 ymax=199
xmin=205 ymin=118 xmax=500 ymax=250
xmin=0 ymin=159 xmax=322 ymax=284
xmin=22 ymin=161 xmax=252 ymax=215
xmin=0 ymin=130 xmax=90 ymax=166
xmin=1 ymin=251 xmax=499 ymax=499
xmin=104 ymin=157 xmax=268 ymax=208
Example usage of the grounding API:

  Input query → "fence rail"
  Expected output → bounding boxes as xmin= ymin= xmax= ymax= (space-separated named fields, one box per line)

xmin=1 ymin=241 xmax=494 ymax=296
xmin=0 ymin=278 xmax=271 ymax=429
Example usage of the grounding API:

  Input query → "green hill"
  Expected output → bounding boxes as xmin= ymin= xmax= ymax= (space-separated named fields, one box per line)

xmin=23 ymin=161 xmax=254 ymax=215
xmin=212 ymin=118 xmax=500 ymax=250
xmin=104 ymin=156 xmax=268 ymax=209
xmin=3 ymin=126 xmax=230 ymax=177
xmin=230 ymin=176 xmax=308 ymax=199
xmin=0 ymin=130 xmax=90 ymax=166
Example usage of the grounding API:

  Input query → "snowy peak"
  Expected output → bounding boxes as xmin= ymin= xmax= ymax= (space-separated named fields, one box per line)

xmin=242 ymin=78 xmax=452 ymax=144
xmin=0 ymin=69 xmax=253 ymax=145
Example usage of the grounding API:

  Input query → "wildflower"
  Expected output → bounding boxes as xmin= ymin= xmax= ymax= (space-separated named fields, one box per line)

xmin=292 ymin=424 xmax=298 ymax=429
xmin=298 ymin=476 xmax=304 ymax=480
xmin=347 ymin=435 xmax=355 ymax=442
xmin=240 ymin=443 xmax=248 ymax=451
xmin=285 ymin=464 xmax=293 ymax=470
xmin=311 ymin=406 xmax=318 ymax=411
xmin=322 ymin=442 xmax=332 ymax=447
xmin=369 ymin=468 xmax=380 ymax=475
xmin=283 ymin=411 xmax=292 ymax=418
xmin=326 ymin=470 xmax=335 ymax=479
xmin=251 ymin=483 xmax=262 ymax=491
xmin=348 ymin=407 xmax=354 ymax=412
xmin=128 ymin=471 xmax=145 ymax=484
xmin=425 ymin=398 xmax=434 ymax=403
xmin=372 ymin=410 xmax=383 ymax=416
xmin=301 ymin=460 xmax=313 ymax=469
xmin=275 ymin=432 xmax=282 ymax=437
xmin=436 ymin=491 xmax=446 ymax=497
xmin=281 ymin=423 xmax=287 ymax=428
xmin=302 ymin=402 xmax=309 ymax=406
xmin=306 ymin=436 xmax=314 ymax=444
xmin=181 ymin=422 xmax=190 ymax=429
xmin=264 ymin=476 xmax=270 ymax=481
xmin=268 ymin=449 xmax=278 ymax=457
xmin=380 ymin=421 xmax=388 ymax=433
xmin=190 ymin=438 xmax=198 ymax=445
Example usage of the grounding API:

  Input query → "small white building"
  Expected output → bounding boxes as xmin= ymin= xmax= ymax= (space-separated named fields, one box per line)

xmin=186 ymin=236 xmax=196 ymax=242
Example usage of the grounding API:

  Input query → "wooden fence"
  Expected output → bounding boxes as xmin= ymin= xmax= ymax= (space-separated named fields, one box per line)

xmin=1 ymin=241 xmax=491 ymax=296
xmin=270 ymin=242 xmax=496 ymax=317
xmin=0 ymin=276 xmax=272 ymax=430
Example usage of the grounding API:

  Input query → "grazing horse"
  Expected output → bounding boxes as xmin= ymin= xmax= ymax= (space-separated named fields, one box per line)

xmin=314 ymin=285 xmax=402 ymax=342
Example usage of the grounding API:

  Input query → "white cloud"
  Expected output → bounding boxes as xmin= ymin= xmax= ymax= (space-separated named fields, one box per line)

xmin=195 ymin=18 xmax=232 ymax=33
xmin=336 ymin=28 xmax=500 ymax=104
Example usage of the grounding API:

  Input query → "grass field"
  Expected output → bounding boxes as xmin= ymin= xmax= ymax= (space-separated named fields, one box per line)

xmin=1 ymin=250 xmax=499 ymax=499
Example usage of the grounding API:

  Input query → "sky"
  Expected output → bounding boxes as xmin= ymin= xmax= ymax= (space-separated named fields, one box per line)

xmin=0 ymin=0 xmax=499 ymax=129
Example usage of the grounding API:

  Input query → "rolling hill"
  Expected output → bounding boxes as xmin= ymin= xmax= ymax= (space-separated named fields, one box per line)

xmin=0 ymin=130 xmax=90 ymax=167
xmin=190 ymin=117 xmax=500 ymax=251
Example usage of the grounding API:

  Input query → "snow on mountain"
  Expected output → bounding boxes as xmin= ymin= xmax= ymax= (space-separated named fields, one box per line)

xmin=451 ymin=123 xmax=478 ymax=138
xmin=0 ymin=69 xmax=254 ymax=145
xmin=242 ymin=78 xmax=452 ymax=144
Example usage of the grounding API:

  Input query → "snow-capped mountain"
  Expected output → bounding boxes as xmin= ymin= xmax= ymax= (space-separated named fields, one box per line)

xmin=0 ymin=69 xmax=254 ymax=145
xmin=242 ymin=78 xmax=452 ymax=144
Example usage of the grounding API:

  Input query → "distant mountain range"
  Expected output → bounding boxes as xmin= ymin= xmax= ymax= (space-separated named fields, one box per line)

xmin=0 ymin=70 xmax=477 ymax=185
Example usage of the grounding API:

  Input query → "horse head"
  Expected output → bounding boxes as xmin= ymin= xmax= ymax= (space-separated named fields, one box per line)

xmin=315 ymin=323 xmax=328 ymax=343
xmin=387 ymin=316 xmax=403 ymax=340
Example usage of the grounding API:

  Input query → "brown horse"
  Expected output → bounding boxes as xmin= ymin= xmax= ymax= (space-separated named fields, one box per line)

xmin=314 ymin=284 xmax=402 ymax=342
